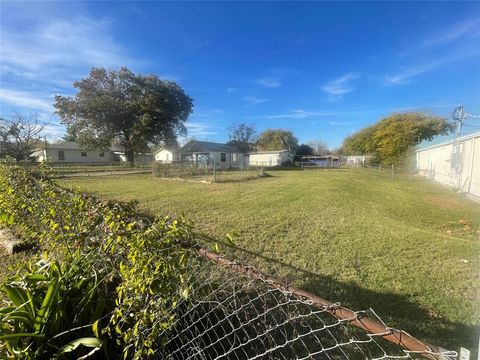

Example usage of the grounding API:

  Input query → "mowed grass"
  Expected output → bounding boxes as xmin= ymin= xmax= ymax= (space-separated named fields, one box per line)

xmin=62 ymin=169 xmax=480 ymax=351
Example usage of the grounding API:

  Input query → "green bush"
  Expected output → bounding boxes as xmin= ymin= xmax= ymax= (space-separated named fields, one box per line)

xmin=152 ymin=162 xmax=212 ymax=178
xmin=0 ymin=165 xmax=196 ymax=359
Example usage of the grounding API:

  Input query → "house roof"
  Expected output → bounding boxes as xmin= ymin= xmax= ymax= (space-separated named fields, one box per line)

xmin=248 ymin=150 xmax=290 ymax=155
xmin=179 ymin=140 xmax=239 ymax=153
xmin=42 ymin=142 xmax=85 ymax=150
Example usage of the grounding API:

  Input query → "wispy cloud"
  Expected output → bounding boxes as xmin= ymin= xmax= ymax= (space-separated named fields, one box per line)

xmin=329 ymin=121 xmax=353 ymax=126
xmin=383 ymin=50 xmax=480 ymax=86
xmin=251 ymin=108 xmax=372 ymax=120
xmin=0 ymin=88 xmax=54 ymax=113
xmin=226 ymin=87 xmax=237 ymax=93
xmin=1 ymin=17 xmax=137 ymax=74
xmin=422 ymin=18 xmax=480 ymax=48
xmin=255 ymin=77 xmax=282 ymax=88
xmin=185 ymin=122 xmax=218 ymax=138
xmin=243 ymin=96 xmax=268 ymax=106
xmin=322 ymin=72 xmax=360 ymax=101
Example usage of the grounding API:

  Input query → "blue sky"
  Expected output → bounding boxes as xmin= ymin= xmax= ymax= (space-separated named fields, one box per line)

xmin=1 ymin=1 xmax=479 ymax=148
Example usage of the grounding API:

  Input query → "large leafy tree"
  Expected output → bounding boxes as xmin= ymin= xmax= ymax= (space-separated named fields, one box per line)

xmin=227 ymin=123 xmax=257 ymax=153
xmin=295 ymin=144 xmax=314 ymax=157
xmin=256 ymin=129 xmax=298 ymax=151
xmin=341 ymin=112 xmax=454 ymax=165
xmin=0 ymin=113 xmax=46 ymax=161
xmin=54 ymin=67 xmax=193 ymax=164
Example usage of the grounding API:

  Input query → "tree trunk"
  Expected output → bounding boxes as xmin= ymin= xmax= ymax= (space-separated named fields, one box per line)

xmin=125 ymin=147 xmax=135 ymax=167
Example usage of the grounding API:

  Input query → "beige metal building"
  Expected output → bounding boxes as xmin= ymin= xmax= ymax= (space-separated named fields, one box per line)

xmin=416 ymin=132 xmax=480 ymax=198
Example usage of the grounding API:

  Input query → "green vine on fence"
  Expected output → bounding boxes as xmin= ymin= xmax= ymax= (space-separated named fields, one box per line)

xmin=0 ymin=165 xmax=196 ymax=359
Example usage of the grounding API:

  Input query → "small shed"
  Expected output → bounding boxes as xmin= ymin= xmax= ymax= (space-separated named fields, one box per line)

xmin=247 ymin=150 xmax=293 ymax=167
xmin=154 ymin=149 xmax=177 ymax=163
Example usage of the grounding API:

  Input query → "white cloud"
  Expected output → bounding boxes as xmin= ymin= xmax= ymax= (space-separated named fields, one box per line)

xmin=226 ymin=87 xmax=237 ymax=93
xmin=383 ymin=50 xmax=480 ymax=86
xmin=243 ymin=96 xmax=268 ymax=106
xmin=251 ymin=108 xmax=372 ymax=120
xmin=322 ymin=72 xmax=360 ymax=101
xmin=42 ymin=123 xmax=67 ymax=141
xmin=1 ymin=17 xmax=136 ymax=73
xmin=0 ymin=88 xmax=55 ymax=113
xmin=185 ymin=122 xmax=218 ymax=137
xmin=255 ymin=77 xmax=282 ymax=88
xmin=329 ymin=121 xmax=353 ymax=126
xmin=422 ymin=18 xmax=480 ymax=48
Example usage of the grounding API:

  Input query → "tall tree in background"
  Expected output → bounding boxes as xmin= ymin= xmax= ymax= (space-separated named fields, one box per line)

xmin=256 ymin=129 xmax=298 ymax=151
xmin=227 ymin=123 xmax=257 ymax=153
xmin=54 ymin=67 xmax=193 ymax=164
xmin=0 ymin=113 xmax=46 ymax=161
xmin=295 ymin=144 xmax=314 ymax=157
xmin=307 ymin=140 xmax=329 ymax=155
xmin=341 ymin=112 xmax=454 ymax=165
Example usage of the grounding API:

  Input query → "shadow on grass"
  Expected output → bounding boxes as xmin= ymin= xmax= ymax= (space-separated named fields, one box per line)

xmin=198 ymin=235 xmax=478 ymax=355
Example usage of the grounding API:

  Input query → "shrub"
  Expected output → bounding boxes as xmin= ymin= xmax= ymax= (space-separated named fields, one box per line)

xmin=0 ymin=165 xmax=196 ymax=359
xmin=152 ymin=162 xmax=212 ymax=178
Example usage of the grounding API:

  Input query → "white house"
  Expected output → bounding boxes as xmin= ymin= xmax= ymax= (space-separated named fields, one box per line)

xmin=177 ymin=140 xmax=244 ymax=169
xmin=31 ymin=142 xmax=115 ymax=163
xmin=154 ymin=148 xmax=178 ymax=163
xmin=31 ymin=142 xmax=153 ymax=164
xmin=416 ymin=132 xmax=480 ymax=198
xmin=247 ymin=150 xmax=294 ymax=167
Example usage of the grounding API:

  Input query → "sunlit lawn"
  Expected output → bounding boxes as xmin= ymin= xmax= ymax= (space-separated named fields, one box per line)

xmin=62 ymin=168 xmax=480 ymax=351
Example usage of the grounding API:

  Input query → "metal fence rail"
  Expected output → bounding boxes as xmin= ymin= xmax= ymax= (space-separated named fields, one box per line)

xmin=155 ymin=247 xmax=458 ymax=360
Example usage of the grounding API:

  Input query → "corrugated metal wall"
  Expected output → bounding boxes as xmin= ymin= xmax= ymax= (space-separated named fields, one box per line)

xmin=416 ymin=133 xmax=480 ymax=198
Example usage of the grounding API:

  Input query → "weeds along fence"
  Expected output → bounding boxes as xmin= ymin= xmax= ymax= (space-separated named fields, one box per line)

xmin=152 ymin=161 xmax=267 ymax=183
xmin=0 ymin=161 xmax=152 ymax=177
xmin=157 ymin=247 xmax=458 ymax=360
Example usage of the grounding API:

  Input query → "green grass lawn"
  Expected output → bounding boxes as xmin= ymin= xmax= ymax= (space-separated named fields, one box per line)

xmin=62 ymin=168 xmax=480 ymax=351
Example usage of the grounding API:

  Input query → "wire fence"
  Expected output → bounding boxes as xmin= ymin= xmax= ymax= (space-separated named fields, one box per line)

xmin=154 ymin=247 xmax=458 ymax=360
xmin=152 ymin=161 xmax=268 ymax=183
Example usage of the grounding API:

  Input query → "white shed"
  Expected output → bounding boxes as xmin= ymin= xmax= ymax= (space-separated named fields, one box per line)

xmin=416 ymin=132 xmax=480 ymax=198
xmin=247 ymin=150 xmax=293 ymax=167
xmin=154 ymin=149 xmax=177 ymax=163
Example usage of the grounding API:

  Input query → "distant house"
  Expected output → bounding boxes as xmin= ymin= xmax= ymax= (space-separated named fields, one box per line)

xmin=177 ymin=140 xmax=244 ymax=169
xmin=343 ymin=155 xmax=373 ymax=166
xmin=154 ymin=148 xmax=178 ymax=163
xmin=31 ymin=142 xmax=115 ymax=163
xmin=31 ymin=142 xmax=152 ymax=163
xmin=247 ymin=150 xmax=294 ymax=167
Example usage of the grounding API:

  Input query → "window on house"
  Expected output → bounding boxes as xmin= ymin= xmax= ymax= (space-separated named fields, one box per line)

xmin=233 ymin=153 xmax=237 ymax=162
xmin=58 ymin=151 xmax=65 ymax=161
xmin=221 ymin=153 xmax=226 ymax=162
xmin=81 ymin=151 xmax=87 ymax=157
xmin=99 ymin=152 xmax=105 ymax=157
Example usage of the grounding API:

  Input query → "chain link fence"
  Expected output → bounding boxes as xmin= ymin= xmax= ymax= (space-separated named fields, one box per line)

xmin=152 ymin=161 xmax=268 ymax=183
xmin=154 ymin=247 xmax=458 ymax=360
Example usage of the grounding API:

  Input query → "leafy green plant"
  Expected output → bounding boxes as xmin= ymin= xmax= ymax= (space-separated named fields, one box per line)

xmin=0 ymin=165 xmax=197 ymax=358
xmin=0 ymin=256 xmax=105 ymax=359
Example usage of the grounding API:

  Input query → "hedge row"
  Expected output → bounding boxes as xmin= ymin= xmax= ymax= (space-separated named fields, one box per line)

xmin=0 ymin=165 xmax=196 ymax=359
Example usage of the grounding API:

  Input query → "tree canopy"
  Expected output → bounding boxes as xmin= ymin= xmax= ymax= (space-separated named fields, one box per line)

xmin=341 ymin=112 xmax=454 ymax=165
xmin=54 ymin=67 xmax=193 ymax=163
xmin=0 ymin=113 xmax=45 ymax=161
xmin=295 ymin=144 xmax=314 ymax=157
xmin=256 ymin=129 xmax=298 ymax=151
xmin=227 ymin=123 xmax=257 ymax=153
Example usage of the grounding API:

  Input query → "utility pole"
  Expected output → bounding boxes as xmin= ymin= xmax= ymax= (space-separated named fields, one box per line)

xmin=451 ymin=105 xmax=465 ymax=188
